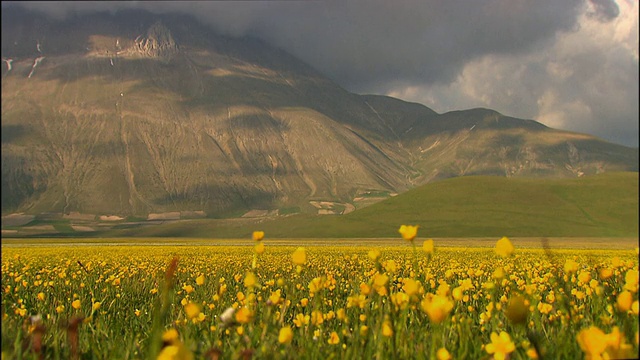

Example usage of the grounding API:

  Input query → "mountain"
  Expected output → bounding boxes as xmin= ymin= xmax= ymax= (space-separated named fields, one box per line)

xmin=1 ymin=7 xmax=638 ymax=221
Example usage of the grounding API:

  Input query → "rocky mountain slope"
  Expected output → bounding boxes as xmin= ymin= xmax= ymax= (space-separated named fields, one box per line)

xmin=2 ymin=7 xmax=637 ymax=219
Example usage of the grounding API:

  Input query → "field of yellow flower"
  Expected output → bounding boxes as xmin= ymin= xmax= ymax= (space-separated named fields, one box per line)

xmin=1 ymin=232 xmax=638 ymax=359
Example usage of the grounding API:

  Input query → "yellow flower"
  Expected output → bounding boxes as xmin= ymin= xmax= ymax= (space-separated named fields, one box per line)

xmin=92 ymin=302 xmax=101 ymax=311
xmin=368 ymin=249 xmax=381 ymax=261
xmin=564 ymin=259 xmax=579 ymax=274
xmin=184 ymin=303 xmax=200 ymax=320
xmin=252 ymin=231 xmax=264 ymax=241
xmin=537 ymin=302 xmax=553 ymax=315
xmin=244 ymin=272 xmax=257 ymax=288
xmin=436 ymin=348 xmax=451 ymax=360
xmin=382 ymin=320 xmax=393 ymax=337
xmin=420 ymin=294 xmax=453 ymax=324
xmin=254 ymin=242 xmax=265 ymax=255
xmin=308 ymin=277 xmax=324 ymax=294
xmin=398 ymin=225 xmax=419 ymax=241
xmin=311 ymin=310 xmax=324 ymax=326
xmin=235 ymin=307 xmax=253 ymax=324
xmin=403 ymin=278 xmax=419 ymax=296
xmin=292 ymin=248 xmax=307 ymax=265
xmin=423 ymin=239 xmax=434 ymax=254
xmin=195 ymin=275 xmax=205 ymax=286
xmin=485 ymin=331 xmax=516 ymax=360
xmin=577 ymin=326 xmax=607 ymax=359
xmin=495 ymin=236 xmax=514 ymax=258
xmin=162 ymin=328 xmax=180 ymax=343
xmin=599 ymin=267 xmax=613 ymax=279
xmin=56 ymin=305 xmax=65 ymax=314
xmin=577 ymin=271 xmax=591 ymax=284
xmin=359 ymin=283 xmax=372 ymax=296
xmin=632 ymin=300 xmax=639 ymax=315
xmin=37 ymin=292 xmax=45 ymax=301
xmin=616 ymin=291 xmax=632 ymax=312
xmin=293 ymin=313 xmax=309 ymax=327
xmin=360 ymin=325 xmax=368 ymax=336
xmin=623 ymin=269 xmax=638 ymax=292
xmin=327 ymin=331 xmax=340 ymax=345
xmin=604 ymin=326 xmax=635 ymax=359
xmin=72 ymin=300 xmax=81 ymax=310
xmin=182 ymin=285 xmax=194 ymax=294
xmin=268 ymin=290 xmax=282 ymax=305
xmin=278 ymin=326 xmax=293 ymax=344
xmin=157 ymin=343 xmax=193 ymax=360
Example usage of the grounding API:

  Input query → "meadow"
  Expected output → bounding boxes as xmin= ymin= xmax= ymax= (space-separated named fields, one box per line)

xmin=1 ymin=234 xmax=638 ymax=359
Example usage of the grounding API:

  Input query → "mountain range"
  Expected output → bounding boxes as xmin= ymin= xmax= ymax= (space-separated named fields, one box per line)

xmin=2 ymin=7 xmax=638 ymax=221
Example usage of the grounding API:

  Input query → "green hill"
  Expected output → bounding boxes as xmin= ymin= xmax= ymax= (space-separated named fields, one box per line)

xmin=105 ymin=172 xmax=638 ymax=238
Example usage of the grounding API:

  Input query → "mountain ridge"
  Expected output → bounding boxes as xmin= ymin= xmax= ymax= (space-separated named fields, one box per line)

xmin=1 ymin=7 xmax=637 ymax=220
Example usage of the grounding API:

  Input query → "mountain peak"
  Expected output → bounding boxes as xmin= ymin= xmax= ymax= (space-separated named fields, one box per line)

xmin=129 ymin=20 xmax=178 ymax=59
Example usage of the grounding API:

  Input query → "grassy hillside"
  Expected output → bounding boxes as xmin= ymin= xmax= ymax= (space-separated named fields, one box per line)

xmin=105 ymin=172 xmax=638 ymax=238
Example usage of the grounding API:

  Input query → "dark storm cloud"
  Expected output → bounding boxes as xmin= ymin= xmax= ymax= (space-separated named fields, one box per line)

xmin=6 ymin=1 xmax=585 ymax=90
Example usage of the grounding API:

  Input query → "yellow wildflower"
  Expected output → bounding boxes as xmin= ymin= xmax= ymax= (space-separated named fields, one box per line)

xmin=577 ymin=326 xmax=607 ymax=359
xmin=254 ymin=242 xmax=265 ymax=255
xmin=495 ymin=236 xmax=514 ymax=258
xmin=398 ymin=225 xmax=419 ymax=241
xmin=278 ymin=326 xmax=293 ymax=344
xmin=195 ymin=275 xmax=205 ymax=286
xmin=537 ymin=302 xmax=553 ymax=315
xmin=308 ymin=277 xmax=324 ymax=294
xmin=268 ymin=290 xmax=282 ymax=305
xmin=436 ymin=348 xmax=451 ymax=360
xmin=244 ymin=272 xmax=257 ymax=288
xmin=368 ymin=249 xmax=381 ymax=261
xmin=252 ymin=231 xmax=264 ymax=241
xmin=292 ymin=248 xmax=307 ymax=265
xmin=485 ymin=331 xmax=516 ymax=360
xmin=564 ymin=259 xmax=579 ymax=274
xmin=162 ymin=328 xmax=180 ymax=343
xmin=293 ymin=313 xmax=310 ymax=327
xmin=328 ymin=331 xmax=340 ymax=345
xmin=423 ymin=239 xmax=434 ymax=254
xmin=157 ymin=343 xmax=193 ymax=360
xmin=421 ymin=294 xmax=453 ymax=324
xmin=311 ymin=310 xmax=324 ymax=326
xmin=623 ymin=269 xmax=638 ymax=292
xmin=616 ymin=291 xmax=632 ymax=312
xmin=403 ymin=278 xmax=419 ymax=296
xmin=382 ymin=320 xmax=393 ymax=337
xmin=235 ymin=307 xmax=253 ymax=324
xmin=184 ymin=303 xmax=200 ymax=319
xmin=72 ymin=300 xmax=81 ymax=310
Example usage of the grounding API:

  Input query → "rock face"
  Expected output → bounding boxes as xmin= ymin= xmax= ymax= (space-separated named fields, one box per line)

xmin=1 ymin=7 xmax=638 ymax=218
xmin=130 ymin=21 xmax=178 ymax=59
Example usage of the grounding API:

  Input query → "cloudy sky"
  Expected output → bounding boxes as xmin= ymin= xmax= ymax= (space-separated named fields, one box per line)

xmin=8 ymin=0 xmax=639 ymax=147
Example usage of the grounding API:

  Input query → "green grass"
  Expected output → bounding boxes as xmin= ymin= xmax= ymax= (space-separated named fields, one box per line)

xmin=96 ymin=172 xmax=638 ymax=239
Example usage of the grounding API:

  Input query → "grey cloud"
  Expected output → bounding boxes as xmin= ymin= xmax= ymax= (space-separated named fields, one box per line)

xmin=588 ymin=0 xmax=620 ymax=22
